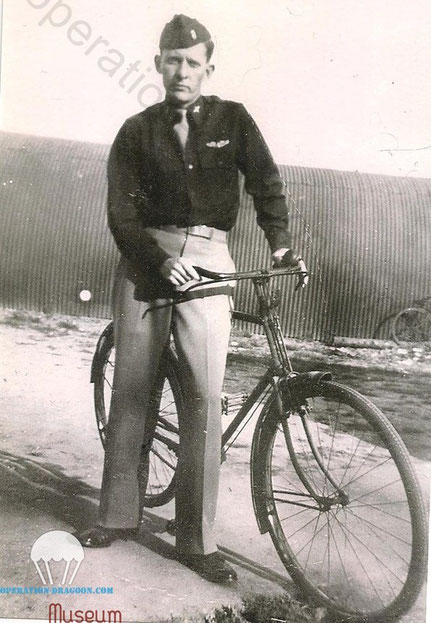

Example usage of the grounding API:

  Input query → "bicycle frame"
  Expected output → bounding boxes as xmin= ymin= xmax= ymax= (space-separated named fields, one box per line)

xmin=216 ymin=272 xmax=338 ymax=506
xmin=136 ymin=265 xmax=306 ymax=458
xmin=221 ymin=367 xmax=274 ymax=458
xmin=219 ymin=271 xmax=300 ymax=456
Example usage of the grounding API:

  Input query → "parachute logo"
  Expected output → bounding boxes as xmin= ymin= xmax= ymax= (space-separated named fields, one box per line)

xmin=31 ymin=530 xmax=84 ymax=585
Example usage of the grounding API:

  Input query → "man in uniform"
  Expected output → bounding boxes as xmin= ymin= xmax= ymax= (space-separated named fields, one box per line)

xmin=78 ymin=14 xmax=303 ymax=584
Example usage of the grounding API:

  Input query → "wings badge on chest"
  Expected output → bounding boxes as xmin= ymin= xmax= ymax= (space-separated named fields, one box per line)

xmin=206 ymin=140 xmax=230 ymax=148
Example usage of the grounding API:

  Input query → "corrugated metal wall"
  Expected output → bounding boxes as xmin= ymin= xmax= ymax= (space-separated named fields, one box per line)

xmin=1 ymin=131 xmax=430 ymax=340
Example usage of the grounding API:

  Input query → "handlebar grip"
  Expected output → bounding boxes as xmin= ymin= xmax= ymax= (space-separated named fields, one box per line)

xmin=277 ymin=249 xmax=302 ymax=268
xmin=273 ymin=250 xmax=307 ymax=291
xmin=194 ymin=266 xmax=221 ymax=279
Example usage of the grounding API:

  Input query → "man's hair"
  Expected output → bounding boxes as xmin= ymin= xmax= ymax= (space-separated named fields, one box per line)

xmin=204 ymin=40 xmax=214 ymax=62
xmin=160 ymin=40 xmax=214 ymax=62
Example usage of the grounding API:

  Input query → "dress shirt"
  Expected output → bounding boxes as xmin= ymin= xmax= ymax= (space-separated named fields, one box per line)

xmin=107 ymin=95 xmax=292 ymax=270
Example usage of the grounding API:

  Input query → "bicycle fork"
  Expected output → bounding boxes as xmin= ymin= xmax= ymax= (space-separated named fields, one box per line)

xmin=280 ymin=409 xmax=350 ymax=512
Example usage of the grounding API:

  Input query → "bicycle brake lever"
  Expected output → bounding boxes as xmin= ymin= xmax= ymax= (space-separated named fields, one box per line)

xmin=273 ymin=250 xmax=308 ymax=291
xmin=294 ymin=272 xmax=307 ymax=291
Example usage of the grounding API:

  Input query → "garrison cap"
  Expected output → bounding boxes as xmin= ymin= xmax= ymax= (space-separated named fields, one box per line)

xmin=159 ymin=14 xmax=212 ymax=50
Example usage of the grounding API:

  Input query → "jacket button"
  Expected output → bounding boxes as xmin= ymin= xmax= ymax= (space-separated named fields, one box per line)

xmin=188 ymin=164 xmax=193 ymax=169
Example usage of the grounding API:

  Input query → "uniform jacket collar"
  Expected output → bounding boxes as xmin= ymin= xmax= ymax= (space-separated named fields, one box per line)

xmin=162 ymin=95 xmax=206 ymax=127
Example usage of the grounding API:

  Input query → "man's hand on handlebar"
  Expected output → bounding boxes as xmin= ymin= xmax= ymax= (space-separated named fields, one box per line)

xmin=160 ymin=257 xmax=201 ymax=286
xmin=160 ymin=249 xmax=308 ymax=288
xmin=271 ymin=248 xmax=309 ymax=288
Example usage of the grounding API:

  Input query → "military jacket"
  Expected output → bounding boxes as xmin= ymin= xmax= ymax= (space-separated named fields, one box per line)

xmin=107 ymin=95 xmax=292 ymax=273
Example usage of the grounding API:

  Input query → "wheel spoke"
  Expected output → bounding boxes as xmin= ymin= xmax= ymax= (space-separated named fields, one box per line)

xmin=349 ymin=501 xmax=410 ymax=523
xmin=273 ymin=498 xmax=322 ymax=511
xmin=344 ymin=506 xmax=412 ymax=550
xmin=331 ymin=509 xmax=404 ymax=596
xmin=269 ymin=503 xmax=318 ymax=522
xmin=341 ymin=454 xmax=394 ymax=490
xmin=285 ymin=512 xmax=329 ymax=553
xmin=329 ymin=510 xmax=389 ymax=605
xmin=150 ymin=446 xmax=176 ymax=471
xmin=350 ymin=476 xmax=403 ymax=504
xmin=326 ymin=513 xmax=360 ymax=610
xmin=337 ymin=422 xmax=372 ymax=490
xmin=305 ymin=512 xmax=324 ymax=573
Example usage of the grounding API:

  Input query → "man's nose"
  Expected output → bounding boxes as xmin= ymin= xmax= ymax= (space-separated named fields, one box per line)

xmin=176 ymin=60 xmax=190 ymax=79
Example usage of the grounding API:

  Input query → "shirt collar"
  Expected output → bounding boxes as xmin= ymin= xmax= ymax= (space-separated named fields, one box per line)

xmin=162 ymin=95 xmax=205 ymax=126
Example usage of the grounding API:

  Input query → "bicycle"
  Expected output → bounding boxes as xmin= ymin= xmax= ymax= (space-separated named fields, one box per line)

xmin=391 ymin=296 xmax=431 ymax=346
xmin=91 ymin=263 xmax=427 ymax=622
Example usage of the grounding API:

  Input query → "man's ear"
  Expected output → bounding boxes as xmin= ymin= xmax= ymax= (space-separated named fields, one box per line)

xmin=154 ymin=54 xmax=162 ymax=74
xmin=206 ymin=64 xmax=215 ymax=79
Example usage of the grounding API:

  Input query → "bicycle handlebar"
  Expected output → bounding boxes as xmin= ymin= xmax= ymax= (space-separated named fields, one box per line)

xmin=193 ymin=248 xmax=307 ymax=288
xmin=194 ymin=265 xmax=307 ymax=282
xmin=141 ymin=261 xmax=307 ymax=319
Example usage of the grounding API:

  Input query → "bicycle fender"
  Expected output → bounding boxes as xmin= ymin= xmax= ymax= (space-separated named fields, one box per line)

xmin=282 ymin=371 xmax=332 ymax=406
xmin=288 ymin=370 xmax=332 ymax=388
xmin=251 ymin=371 xmax=333 ymax=535
xmin=90 ymin=321 xmax=114 ymax=383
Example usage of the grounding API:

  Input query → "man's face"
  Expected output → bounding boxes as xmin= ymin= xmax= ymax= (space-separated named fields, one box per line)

xmin=155 ymin=42 xmax=214 ymax=107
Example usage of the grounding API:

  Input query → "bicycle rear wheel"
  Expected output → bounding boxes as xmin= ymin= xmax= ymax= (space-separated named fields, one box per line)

xmin=92 ymin=324 xmax=180 ymax=507
xmin=391 ymin=307 xmax=431 ymax=346
xmin=251 ymin=380 xmax=427 ymax=622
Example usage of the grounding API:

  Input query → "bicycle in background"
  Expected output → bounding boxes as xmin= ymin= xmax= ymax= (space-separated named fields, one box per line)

xmin=391 ymin=296 xmax=431 ymax=346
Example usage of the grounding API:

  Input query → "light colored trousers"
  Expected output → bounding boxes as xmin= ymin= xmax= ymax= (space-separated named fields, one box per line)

xmin=98 ymin=227 xmax=235 ymax=555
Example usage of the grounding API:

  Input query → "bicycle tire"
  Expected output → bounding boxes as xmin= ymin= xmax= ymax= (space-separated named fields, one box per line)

xmin=251 ymin=380 xmax=427 ymax=622
xmin=391 ymin=307 xmax=431 ymax=346
xmin=92 ymin=325 xmax=180 ymax=508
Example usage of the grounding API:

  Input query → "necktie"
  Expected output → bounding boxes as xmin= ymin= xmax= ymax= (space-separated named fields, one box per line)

xmin=173 ymin=108 xmax=189 ymax=153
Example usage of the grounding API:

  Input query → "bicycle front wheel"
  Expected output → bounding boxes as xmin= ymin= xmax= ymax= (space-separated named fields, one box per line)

xmin=391 ymin=307 xmax=431 ymax=346
xmin=92 ymin=323 xmax=180 ymax=508
xmin=251 ymin=380 xmax=427 ymax=622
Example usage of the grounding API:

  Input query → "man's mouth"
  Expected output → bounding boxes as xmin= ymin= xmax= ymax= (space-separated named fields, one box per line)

xmin=172 ymin=85 xmax=190 ymax=91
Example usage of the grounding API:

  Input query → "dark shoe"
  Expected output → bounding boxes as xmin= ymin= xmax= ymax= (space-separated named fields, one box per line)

xmin=76 ymin=525 xmax=139 ymax=548
xmin=165 ymin=519 xmax=177 ymax=536
xmin=178 ymin=551 xmax=237 ymax=584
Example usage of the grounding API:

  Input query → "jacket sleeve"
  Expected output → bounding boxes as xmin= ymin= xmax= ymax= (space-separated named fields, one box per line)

xmin=236 ymin=104 xmax=292 ymax=251
xmin=107 ymin=118 xmax=171 ymax=269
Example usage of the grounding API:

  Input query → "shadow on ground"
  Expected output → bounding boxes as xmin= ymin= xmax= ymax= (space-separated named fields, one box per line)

xmin=0 ymin=450 xmax=296 ymax=593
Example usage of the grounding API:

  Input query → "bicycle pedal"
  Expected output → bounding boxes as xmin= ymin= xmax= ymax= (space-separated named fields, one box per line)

xmin=221 ymin=392 xmax=248 ymax=416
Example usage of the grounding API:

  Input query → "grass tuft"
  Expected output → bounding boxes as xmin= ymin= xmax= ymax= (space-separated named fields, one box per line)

xmin=241 ymin=593 xmax=325 ymax=623
xmin=57 ymin=319 xmax=80 ymax=331
xmin=0 ymin=310 xmax=42 ymax=326
xmin=198 ymin=593 xmax=327 ymax=623
xmin=204 ymin=604 xmax=244 ymax=623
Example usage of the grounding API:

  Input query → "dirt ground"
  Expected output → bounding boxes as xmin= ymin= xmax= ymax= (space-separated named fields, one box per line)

xmin=0 ymin=309 xmax=429 ymax=623
xmin=226 ymin=330 xmax=431 ymax=463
